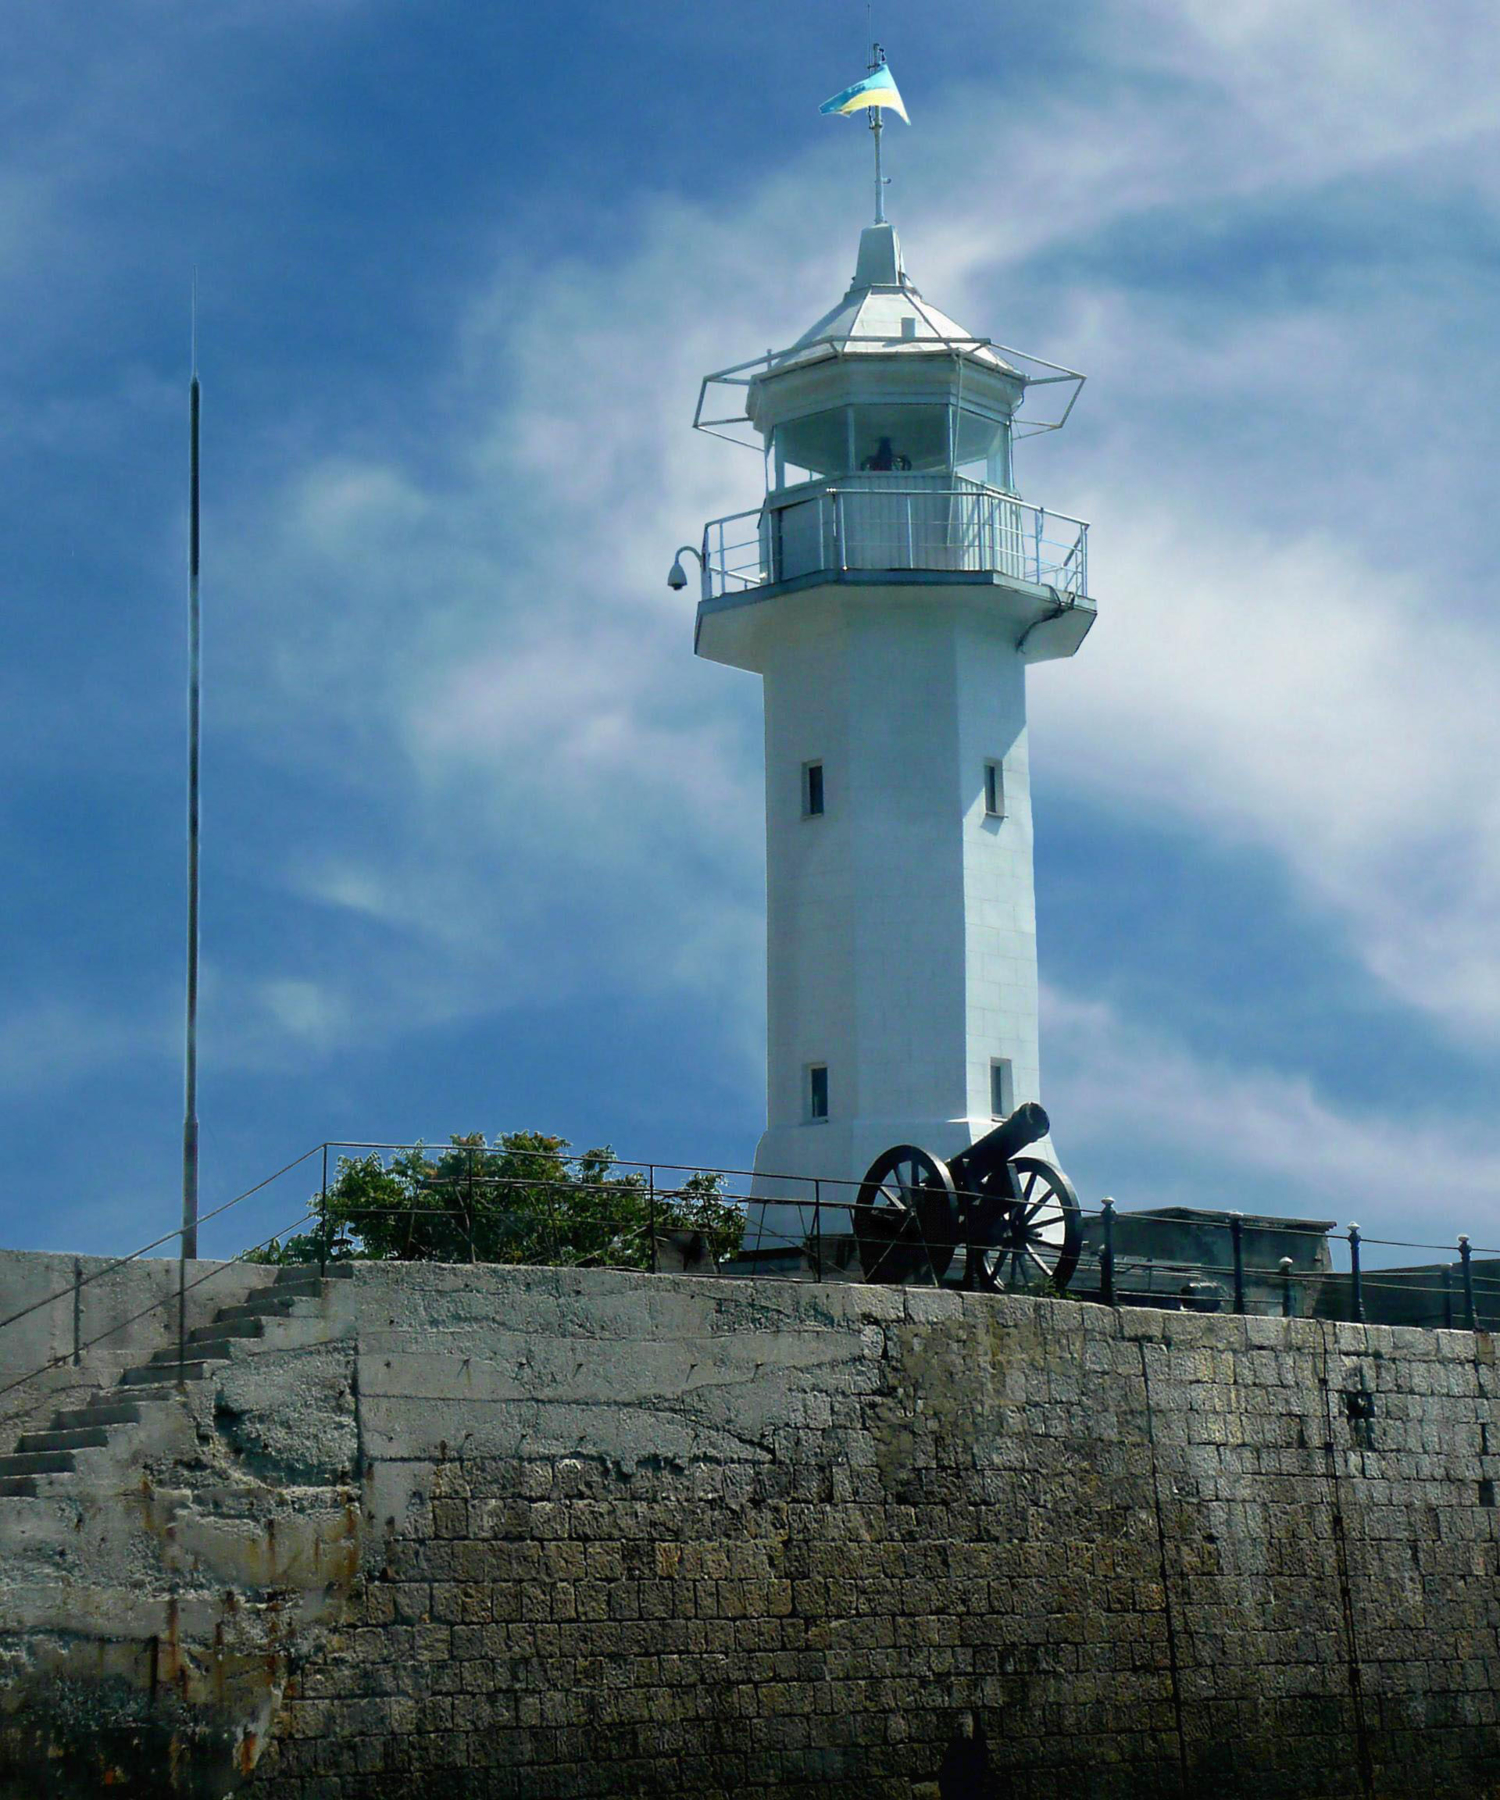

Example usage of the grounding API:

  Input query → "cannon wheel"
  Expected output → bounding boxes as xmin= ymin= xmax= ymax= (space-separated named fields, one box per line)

xmin=853 ymin=1146 xmax=958 ymax=1284
xmin=970 ymin=1156 xmax=1082 ymax=1294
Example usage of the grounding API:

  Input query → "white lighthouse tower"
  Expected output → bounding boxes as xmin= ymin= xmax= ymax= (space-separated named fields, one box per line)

xmin=679 ymin=100 xmax=1093 ymax=1262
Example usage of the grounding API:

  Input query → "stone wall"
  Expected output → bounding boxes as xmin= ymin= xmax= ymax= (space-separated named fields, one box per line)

xmin=2 ymin=1259 xmax=1499 ymax=1798
xmin=250 ymin=1266 xmax=1500 ymax=1800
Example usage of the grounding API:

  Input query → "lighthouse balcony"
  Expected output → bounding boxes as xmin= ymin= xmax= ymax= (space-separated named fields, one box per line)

xmin=701 ymin=474 xmax=1089 ymax=603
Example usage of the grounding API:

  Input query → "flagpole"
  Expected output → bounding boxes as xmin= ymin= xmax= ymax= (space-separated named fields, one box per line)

xmin=868 ymin=41 xmax=886 ymax=225
xmin=182 ymin=284 xmax=201 ymax=1263
xmin=870 ymin=107 xmax=884 ymax=224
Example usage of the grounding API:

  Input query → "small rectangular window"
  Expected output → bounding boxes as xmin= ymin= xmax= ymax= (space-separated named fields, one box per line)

xmin=990 ymin=1059 xmax=1013 ymax=1120
xmin=808 ymin=1065 xmax=829 ymax=1121
xmin=803 ymin=760 xmax=825 ymax=817
xmin=984 ymin=761 xmax=1005 ymax=819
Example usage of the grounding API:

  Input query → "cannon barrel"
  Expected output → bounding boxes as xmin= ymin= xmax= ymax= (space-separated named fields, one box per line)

xmin=949 ymin=1102 xmax=1050 ymax=1192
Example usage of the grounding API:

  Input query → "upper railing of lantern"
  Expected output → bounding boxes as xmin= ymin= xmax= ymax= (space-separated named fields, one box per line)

xmin=695 ymin=339 xmax=1086 ymax=452
xmin=700 ymin=476 xmax=1089 ymax=603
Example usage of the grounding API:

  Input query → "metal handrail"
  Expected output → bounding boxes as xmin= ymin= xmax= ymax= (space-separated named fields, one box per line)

xmin=700 ymin=480 xmax=1090 ymax=602
xmin=5 ymin=1138 xmax=1494 ymax=1409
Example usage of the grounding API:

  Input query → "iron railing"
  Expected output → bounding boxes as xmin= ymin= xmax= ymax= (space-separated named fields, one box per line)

xmin=2 ymin=1142 xmax=1499 ymax=1419
xmin=701 ymin=477 xmax=1089 ymax=602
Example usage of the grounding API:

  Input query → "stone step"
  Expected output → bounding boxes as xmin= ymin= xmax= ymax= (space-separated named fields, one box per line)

xmin=0 ymin=1450 xmax=75 ymax=1478
xmin=276 ymin=1262 xmax=353 ymax=1282
xmin=190 ymin=1316 xmax=265 ymax=1343
xmin=107 ymin=1380 xmax=185 ymax=1403
xmin=15 ymin=1427 xmax=109 ymax=1455
xmin=146 ymin=1337 xmax=235 ymax=1367
xmin=0 ymin=1476 xmax=38 ymax=1497
xmin=211 ymin=1295 xmax=299 ymax=1326
xmin=120 ymin=1362 xmax=211 ymax=1386
xmin=263 ymin=1281 xmax=324 ymax=1304
xmin=68 ymin=1399 xmax=149 ymax=1427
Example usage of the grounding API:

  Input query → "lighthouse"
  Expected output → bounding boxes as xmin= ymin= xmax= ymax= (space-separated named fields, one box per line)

xmin=678 ymin=69 xmax=1093 ymax=1261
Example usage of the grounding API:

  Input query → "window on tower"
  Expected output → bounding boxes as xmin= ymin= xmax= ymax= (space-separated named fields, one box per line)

xmin=803 ymin=760 xmax=825 ymax=817
xmin=990 ymin=1059 xmax=1013 ymax=1120
xmin=984 ymin=761 xmax=1005 ymax=819
xmin=808 ymin=1065 xmax=829 ymax=1122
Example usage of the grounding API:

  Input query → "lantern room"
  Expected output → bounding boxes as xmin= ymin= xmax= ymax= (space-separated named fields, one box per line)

xmin=693 ymin=222 xmax=1091 ymax=612
xmin=750 ymin=224 xmax=1024 ymax=495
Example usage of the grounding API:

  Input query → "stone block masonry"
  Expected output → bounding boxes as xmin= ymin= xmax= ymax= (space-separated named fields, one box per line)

xmin=2 ymin=1261 xmax=1500 ymax=1797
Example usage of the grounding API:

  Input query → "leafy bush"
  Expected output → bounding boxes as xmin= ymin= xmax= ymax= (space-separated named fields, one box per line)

xmin=249 ymin=1131 xmax=744 ymax=1270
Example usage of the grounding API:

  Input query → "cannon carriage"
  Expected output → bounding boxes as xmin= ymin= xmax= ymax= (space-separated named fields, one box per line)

xmin=852 ymin=1103 xmax=1082 ymax=1292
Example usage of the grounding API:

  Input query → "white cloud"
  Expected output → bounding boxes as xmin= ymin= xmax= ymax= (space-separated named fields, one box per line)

xmin=258 ymin=978 xmax=349 ymax=1051
xmin=0 ymin=1000 xmax=171 ymax=1097
xmin=1128 ymin=0 xmax=1500 ymax=173
xmin=1043 ymin=984 xmax=1500 ymax=1246
xmin=1032 ymin=490 xmax=1500 ymax=1036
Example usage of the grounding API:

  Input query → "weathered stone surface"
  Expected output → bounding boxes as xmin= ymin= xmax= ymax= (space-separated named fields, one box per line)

xmin=3 ymin=1259 xmax=1500 ymax=1797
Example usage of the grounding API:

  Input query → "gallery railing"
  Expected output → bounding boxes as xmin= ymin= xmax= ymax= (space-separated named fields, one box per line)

xmin=702 ymin=477 xmax=1089 ymax=602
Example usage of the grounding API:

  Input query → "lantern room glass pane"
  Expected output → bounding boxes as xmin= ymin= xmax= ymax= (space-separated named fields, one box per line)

xmin=852 ymin=403 xmax=948 ymax=475
xmin=773 ymin=409 xmax=849 ymax=485
xmin=954 ymin=406 xmax=1013 ymax=491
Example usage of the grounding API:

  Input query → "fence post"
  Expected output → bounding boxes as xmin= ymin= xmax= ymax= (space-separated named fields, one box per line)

xmin=1279 ymin=1257 xmax=1294 ymax=1319
xmin=648 ymin=1166 xmax=658 ymax=1275
xmin=1443 ymin=1262 xmax=1454 ymax=1330
xmin=1230 ymin=1212 xmax=1246 ymax=1315
xmin=811 ymin=1182 xmax=823 ymax=1284
xmin=1100 ymin=1198 xmax=1116 ymax=1308
xmin=176 ymin=1230 xmax=187 ymax=1389
xmin=72 ymin=1258 xmax=83 ymax=1366
xmin=1348 ymin=1223 xmax=1363 ymax=1325
xmin=1461 ymin=1235 xmax=1476 ymax=1332
xmin=547 ymin=1180 xmax=561 ymax=1266
xmin=318 ymin=1143 xmax=329 ymax=1278
xmin=466 ymin=1146 xmax=477 ymax=1263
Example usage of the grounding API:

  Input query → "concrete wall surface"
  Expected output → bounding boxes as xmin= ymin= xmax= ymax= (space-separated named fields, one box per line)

xmin=0 ymin=1250 xmax=284 ymax=1439
xmin=1 ymin=1260 xmax=1498 ymax=1799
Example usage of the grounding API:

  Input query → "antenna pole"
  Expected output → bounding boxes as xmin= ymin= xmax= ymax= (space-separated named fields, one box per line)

xmin=182 ymin=281 xmax=201 ymax=1262
xmin=868 ymin=41 xmax=887 ymax=226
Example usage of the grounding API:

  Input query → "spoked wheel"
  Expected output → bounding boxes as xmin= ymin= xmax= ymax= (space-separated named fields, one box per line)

xmin=970 ymin=1157 xmax=1082 ymax=1294
xmin=853 ymin=1146 xmax=958 ymax=1285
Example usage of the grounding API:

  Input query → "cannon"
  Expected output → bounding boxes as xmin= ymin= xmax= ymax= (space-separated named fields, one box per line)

xmin=851 ymin=1103 xmax=1082 ymax=1292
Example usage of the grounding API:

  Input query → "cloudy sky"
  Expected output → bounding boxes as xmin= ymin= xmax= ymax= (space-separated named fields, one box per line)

xmin=3 ymin=0 xmax=1499 ymax=1261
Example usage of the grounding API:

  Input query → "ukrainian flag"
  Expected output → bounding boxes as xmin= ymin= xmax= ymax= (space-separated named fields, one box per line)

xmin=819 ymin=63 xmax=910 ymax=124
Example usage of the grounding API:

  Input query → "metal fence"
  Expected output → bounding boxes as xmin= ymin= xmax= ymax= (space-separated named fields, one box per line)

xmin=2 ymin=1143 xmax=1499 ymax=1417
xmin=702 ymin=478 xmax=1089 ymax=601
xmin=740 ymin=1184 xmax=1500 ymax=1330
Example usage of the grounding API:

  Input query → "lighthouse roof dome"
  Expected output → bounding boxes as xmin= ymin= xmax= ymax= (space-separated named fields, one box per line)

xmin=694 ymin=225 xmax=1083 ymax=451
xmin=768 ymin=223 xmax=1019 ymax=378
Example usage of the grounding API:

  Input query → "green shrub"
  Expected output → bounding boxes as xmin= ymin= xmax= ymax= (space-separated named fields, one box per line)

xmin=248 ymin=1131 xmax=744 ymax=1269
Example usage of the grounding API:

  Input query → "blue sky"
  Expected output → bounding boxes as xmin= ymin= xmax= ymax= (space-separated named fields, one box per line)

xmin=5 ymin=0 xmax=1500 ymax=1261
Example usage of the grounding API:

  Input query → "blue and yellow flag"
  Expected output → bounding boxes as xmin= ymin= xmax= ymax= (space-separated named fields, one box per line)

xmin=819 ymin=64 xmax=910 ymax=124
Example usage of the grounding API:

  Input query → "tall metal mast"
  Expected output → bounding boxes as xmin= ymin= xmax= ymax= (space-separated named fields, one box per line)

xmin=182 ymin=286 xmax=201 ymax=1262
xmin=868 ymin=42 xmax=887 ymax=224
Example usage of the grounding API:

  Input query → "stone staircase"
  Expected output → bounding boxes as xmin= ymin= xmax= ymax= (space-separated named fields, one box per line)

xmin=0 ymin=1263 xmax=352 ymax=1497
